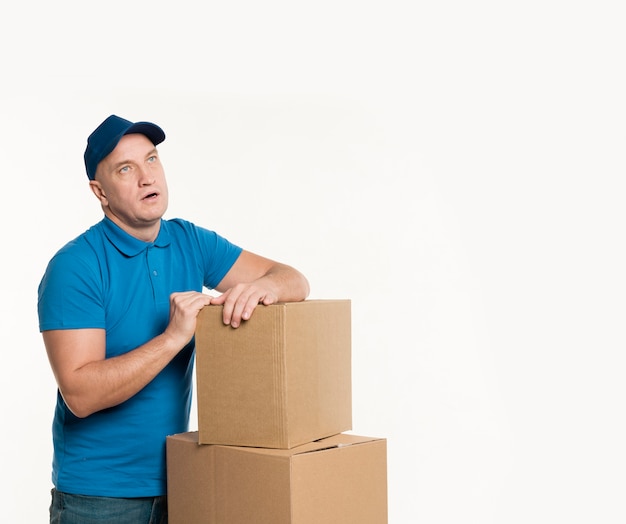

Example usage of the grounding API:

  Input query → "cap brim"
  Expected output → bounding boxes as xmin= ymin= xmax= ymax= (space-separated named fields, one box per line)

xmin=124 ymin=122 xmax=166 ymax=146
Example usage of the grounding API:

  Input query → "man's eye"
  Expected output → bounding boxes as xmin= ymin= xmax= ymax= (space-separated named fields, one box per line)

xmin=148 ymin=156 xmax=157 ymax=163
xmin=120 ymin=166 xmax=130 ymax=173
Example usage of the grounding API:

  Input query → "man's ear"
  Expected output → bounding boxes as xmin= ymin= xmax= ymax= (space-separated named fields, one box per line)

xmin=89 ymin=180 xmax=107 ymax=205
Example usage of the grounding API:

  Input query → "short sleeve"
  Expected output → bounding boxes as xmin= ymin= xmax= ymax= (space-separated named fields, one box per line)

xmin=37 ymin=248 xmax=105 ymax=331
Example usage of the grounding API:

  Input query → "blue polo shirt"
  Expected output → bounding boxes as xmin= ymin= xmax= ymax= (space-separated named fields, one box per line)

xmin=37 ymin=216 xmax=242 ymax=497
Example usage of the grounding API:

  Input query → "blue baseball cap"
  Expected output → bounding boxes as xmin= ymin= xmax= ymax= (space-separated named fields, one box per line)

xmin=84 ymin=115 xmax=166 ymax=180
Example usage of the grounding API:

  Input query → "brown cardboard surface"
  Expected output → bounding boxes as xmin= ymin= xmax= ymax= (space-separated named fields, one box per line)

xmin=195 ymin=299 xmax=352 ymax=448
xmin=166 ymin=431 xmax=388 ymax=524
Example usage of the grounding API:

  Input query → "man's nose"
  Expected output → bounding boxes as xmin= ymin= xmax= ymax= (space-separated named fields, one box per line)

xmin=138 ymin=166 xmax=155 ymax=185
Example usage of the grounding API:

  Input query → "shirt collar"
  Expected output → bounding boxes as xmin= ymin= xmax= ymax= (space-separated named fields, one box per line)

xmin=101 ymin=216 xmax=172 ymax=257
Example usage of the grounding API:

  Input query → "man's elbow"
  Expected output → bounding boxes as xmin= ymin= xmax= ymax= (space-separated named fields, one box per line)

xmin=297 ymin=272 xmax=310 ymax=301
xmin=60 ymin=390 xmax=96 ymax=419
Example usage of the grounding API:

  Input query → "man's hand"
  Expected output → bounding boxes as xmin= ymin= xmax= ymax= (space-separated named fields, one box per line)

xmin=163 ymin=291 xmax=213 ymax=345
xmin=210 ymin=250 xmax=310 ymax=328
xmin=209 ymin=283 xmax=278 ymax=328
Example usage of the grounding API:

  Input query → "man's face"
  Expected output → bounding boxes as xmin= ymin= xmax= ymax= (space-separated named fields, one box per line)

xmin=90 ymin=133 xmax=169 ymax=239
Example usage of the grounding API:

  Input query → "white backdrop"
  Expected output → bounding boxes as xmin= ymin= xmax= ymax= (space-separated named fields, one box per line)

xmin=2 ymin=1 xmax=625 ymax=522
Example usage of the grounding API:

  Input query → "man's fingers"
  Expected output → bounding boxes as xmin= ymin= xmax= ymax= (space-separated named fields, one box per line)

xmin=209 ymin=285 xmax=277 ymax=328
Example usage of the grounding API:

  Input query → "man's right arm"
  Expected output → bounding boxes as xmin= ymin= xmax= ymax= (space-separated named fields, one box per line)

xmin=43 ymin=290 xmax=211 ymax=418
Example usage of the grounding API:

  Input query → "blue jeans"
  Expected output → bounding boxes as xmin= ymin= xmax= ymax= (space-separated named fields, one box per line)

xmin=49 ymin=489 xmax=168 ymax=524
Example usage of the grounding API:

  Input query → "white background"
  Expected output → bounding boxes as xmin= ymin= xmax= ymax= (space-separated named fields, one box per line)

xmin=2 ymin=1 xmax=625 ymax=522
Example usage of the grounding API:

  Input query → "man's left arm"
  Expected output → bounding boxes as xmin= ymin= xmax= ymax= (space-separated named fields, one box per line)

xmin=209 ymin=250 xmax=310 ymax=328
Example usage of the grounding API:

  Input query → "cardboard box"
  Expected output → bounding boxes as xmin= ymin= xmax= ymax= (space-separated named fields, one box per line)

xmin=195 ymin=300 xmax=352 ymax=448
xmin=166 ymin=431 xmax=388 ymax=524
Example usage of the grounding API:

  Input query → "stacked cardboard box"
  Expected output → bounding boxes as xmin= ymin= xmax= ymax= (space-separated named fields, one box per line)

xmin=166 ymin=300 xmax=388 ymax=523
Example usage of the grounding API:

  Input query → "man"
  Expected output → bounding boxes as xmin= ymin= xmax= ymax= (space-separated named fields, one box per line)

xmin=37 ymin=114 xmax=310 ymax=523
